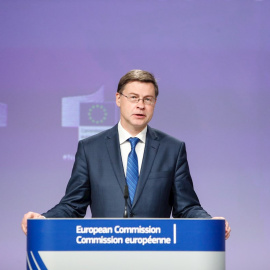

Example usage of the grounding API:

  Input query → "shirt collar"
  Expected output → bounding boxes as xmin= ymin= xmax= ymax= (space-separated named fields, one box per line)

xmin=118 ymin=121 xmax=147 ymax=145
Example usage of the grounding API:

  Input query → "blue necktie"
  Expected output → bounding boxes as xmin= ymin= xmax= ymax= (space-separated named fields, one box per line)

xmin=126 ymin=137 xmax=140 ymax=205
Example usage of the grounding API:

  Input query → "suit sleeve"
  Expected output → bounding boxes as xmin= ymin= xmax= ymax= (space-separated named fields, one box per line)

xmin=42 ymin=140 xmax=91 ymax=218
xmin=172 ymin=142 xmax=211 ymax=218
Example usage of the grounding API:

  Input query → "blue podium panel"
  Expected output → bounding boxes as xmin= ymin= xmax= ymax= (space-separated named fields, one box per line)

xmin=27 ymin=218 xmax=225 ymax=270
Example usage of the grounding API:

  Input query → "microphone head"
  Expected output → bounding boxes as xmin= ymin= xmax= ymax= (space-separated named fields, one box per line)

xmin=124 ymin=185 xmax=129 ymax=199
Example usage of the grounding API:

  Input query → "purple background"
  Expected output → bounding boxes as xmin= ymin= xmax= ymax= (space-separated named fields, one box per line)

xmin=0 ymin=1 xmax=269 ymax=269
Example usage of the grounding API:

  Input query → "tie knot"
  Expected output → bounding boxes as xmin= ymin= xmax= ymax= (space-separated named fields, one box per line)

xmin=128 ymin=137 xmax=140 ymax=149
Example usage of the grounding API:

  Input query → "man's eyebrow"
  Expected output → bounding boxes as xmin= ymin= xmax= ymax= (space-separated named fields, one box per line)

xmin=126 ymin=92 xmax=139 ymax=96
xmin=127 ymin=92 xmax=155 ymax=98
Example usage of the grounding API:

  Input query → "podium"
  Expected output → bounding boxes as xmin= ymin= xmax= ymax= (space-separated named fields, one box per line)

xmin=27 ymin=218 xmax=225 ymax=270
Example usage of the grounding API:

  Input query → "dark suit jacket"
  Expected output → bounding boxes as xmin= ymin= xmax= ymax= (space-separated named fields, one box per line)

xmin=43 ymin=125 xmax=211 ymax=218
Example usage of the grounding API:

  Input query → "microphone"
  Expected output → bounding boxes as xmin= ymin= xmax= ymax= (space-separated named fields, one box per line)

xmin=123 ymin=185 xmax=129 ymax=218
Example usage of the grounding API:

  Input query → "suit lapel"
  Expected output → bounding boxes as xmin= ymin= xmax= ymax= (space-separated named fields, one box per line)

xmin=105 ymin=125 xmax=128 ymax=204
xmin=132 ymin=126 xmax=160 ymax=208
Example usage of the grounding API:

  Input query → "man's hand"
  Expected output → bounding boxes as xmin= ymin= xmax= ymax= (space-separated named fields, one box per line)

xmin=212 ymin=217 xmax=231 ymax=240
xmin=21 ymin=212 xmax=45 ymax=235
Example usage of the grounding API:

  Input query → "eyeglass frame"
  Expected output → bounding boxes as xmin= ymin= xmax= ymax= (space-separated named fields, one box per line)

xmin=120 ymin=93 xmax=156 ymax=106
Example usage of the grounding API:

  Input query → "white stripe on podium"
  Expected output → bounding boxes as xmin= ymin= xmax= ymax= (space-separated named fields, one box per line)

xmin=39 ymin=251 xmax=225 ymax=270
xmin=30 ymin=251 xmax=41 ymax=270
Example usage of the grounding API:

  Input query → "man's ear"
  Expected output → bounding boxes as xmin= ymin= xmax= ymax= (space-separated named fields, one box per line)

xmin=116 ymin=92 xmax=121 ymax=107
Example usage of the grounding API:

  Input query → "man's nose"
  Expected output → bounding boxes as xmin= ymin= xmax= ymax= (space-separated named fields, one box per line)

xmin=137 ymin=99 xmax=145 ymax=108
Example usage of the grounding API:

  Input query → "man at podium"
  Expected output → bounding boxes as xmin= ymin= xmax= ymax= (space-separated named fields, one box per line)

xmin=22 ymin=70 xmax=230 ymax=239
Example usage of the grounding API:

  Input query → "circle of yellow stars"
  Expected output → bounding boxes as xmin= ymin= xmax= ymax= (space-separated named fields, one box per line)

xmin=88 ymin=104 xmax=108 ymax=124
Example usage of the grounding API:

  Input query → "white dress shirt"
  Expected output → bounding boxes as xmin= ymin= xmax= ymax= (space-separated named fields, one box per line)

xmin=118 ymin=121 xmax=147 ymax=176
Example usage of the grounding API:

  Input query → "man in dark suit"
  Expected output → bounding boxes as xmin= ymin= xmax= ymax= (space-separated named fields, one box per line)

xmin=22 ymin=70 xmax=231 ymax=239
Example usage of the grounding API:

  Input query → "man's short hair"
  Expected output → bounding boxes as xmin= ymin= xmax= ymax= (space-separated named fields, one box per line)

xmin=117 ymin=70 xmax=159 ymax=97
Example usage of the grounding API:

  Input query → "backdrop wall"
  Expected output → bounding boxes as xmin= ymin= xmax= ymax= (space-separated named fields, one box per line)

xmin=0 ymin=1 xmax=269 ymax=269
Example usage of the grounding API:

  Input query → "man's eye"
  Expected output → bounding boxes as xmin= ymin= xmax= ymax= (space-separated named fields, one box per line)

xmin=144 ymin=98 xmax=151 ymax=102
xmin=130 ymin=96 xmax=138 ymax=100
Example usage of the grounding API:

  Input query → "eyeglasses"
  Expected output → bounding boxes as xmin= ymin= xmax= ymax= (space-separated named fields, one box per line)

xmin=120 ymin=93 xmax=156 ymax=106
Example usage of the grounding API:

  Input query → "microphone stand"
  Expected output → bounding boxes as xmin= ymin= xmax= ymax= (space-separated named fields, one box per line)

xmin=123 ymin=185 xmax=129 ymax=218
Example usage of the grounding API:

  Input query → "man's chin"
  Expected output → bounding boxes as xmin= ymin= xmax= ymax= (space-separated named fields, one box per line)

xmin=132 ymin=120 xmax=148 ymax=128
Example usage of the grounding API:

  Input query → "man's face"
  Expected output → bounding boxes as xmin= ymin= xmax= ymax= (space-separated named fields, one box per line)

xmin=116 ymin=81 xmax=156 ymax=135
